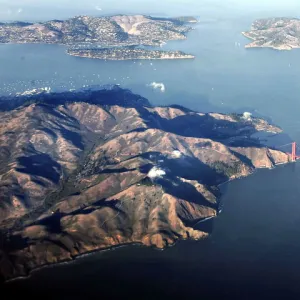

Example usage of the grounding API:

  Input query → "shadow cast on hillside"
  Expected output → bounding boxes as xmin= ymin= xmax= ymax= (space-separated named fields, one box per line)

xmin=124 ymin=101 xmax=274 ymax=149
xmin=16 ymin=154 xmax=61 ymax=184
xmin=0 ymin=86 xmax=281 ymax=151
xmin=0 ymin=86 xmax=151 ymax=111
xmin=134 ymin=152 xmax=220 ymax=208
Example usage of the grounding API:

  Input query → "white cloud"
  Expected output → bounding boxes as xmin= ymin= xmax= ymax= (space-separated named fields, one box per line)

xmin=17 ymin=8 xmax=23 ymax=14
xmin=148 ymin=167 xmax=166 ymax=179
xmin=171 ymin=150 xmax=182 ymax=159
xmin=148 ymin=82 xmax=165 ymax=93
xmin=95 ymin=5 xmax=102 ymax=11
xmin=242 ymin=112 xmax=252 ymax=121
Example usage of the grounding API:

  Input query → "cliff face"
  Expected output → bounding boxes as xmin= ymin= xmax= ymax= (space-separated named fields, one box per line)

xmin=242 ymin=18 xmax=300 ymax=50
xmin=0 ymin=87 xmax=290 ymax=280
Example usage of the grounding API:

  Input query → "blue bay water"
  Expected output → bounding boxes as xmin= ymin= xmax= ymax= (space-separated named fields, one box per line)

xmin=0 ymin=16 xmax=300 ymax=143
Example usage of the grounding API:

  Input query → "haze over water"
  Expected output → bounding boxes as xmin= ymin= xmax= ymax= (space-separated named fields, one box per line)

xmin=2 ymin=1 xmax=300 ymax=298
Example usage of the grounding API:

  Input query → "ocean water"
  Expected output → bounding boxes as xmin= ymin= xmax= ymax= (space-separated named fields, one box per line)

xmin=2 ymin=8 xmax=300 ymax=299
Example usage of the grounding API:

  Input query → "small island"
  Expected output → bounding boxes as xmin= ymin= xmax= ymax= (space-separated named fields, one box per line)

xmin=242 ymin=17 xmax=300 ymax=50
xmin=67 ymin=47 xmax=195 ymax=60
xmin=0 ymin=15 xmax=196 ymax=60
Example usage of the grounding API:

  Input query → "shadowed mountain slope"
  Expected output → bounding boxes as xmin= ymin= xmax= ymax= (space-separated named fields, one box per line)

xmin=0 ymin=86 xmax=290 ymax=281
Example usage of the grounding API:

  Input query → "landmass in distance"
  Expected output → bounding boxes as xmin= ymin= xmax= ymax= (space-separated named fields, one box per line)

xmin=0 ymin=15 xmax=197 ymax=60
xmin=243 ymin=17 xmax=300 ymax=50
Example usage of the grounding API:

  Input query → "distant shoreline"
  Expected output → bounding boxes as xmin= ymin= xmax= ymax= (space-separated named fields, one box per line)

xmin=242 ymin=17 xmax=300 ymax=51
xmin=0 ymin=14 xmax=196 ymax=60
xmin=67 ymin=50 xmax=195 ymax=60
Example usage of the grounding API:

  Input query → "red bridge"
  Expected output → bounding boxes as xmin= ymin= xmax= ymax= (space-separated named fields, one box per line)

xmin=291 ymin=142 xmax=300 ymax=162
xmin=276 ymin=142 xmax=299 ymax=162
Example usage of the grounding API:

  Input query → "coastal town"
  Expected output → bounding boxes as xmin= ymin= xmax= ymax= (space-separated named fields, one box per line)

xmin=0 ymin=15 xmax=197 ymax=59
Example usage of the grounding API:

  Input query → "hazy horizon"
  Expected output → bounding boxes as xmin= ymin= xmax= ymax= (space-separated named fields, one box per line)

xmin=0 ymin=0 xmax=299 ymax=21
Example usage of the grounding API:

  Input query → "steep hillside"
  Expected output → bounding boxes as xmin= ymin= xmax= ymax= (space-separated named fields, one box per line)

xmin=0 ymin=86 xmax=290 ymax=281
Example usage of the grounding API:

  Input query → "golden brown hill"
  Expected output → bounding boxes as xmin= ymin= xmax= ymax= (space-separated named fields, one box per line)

xmin=0 ymin=87 xmax=290 ymax=280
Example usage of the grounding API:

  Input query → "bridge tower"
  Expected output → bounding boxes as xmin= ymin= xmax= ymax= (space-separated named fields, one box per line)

xmin=292 ymin=142 xmax=297 ymax=162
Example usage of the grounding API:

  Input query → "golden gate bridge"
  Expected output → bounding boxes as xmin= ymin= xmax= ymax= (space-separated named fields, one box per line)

xmin=277 ymin=142 xmax=300 ymax=162
xmin=291 ymin=142 xmax=300 ymax=162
